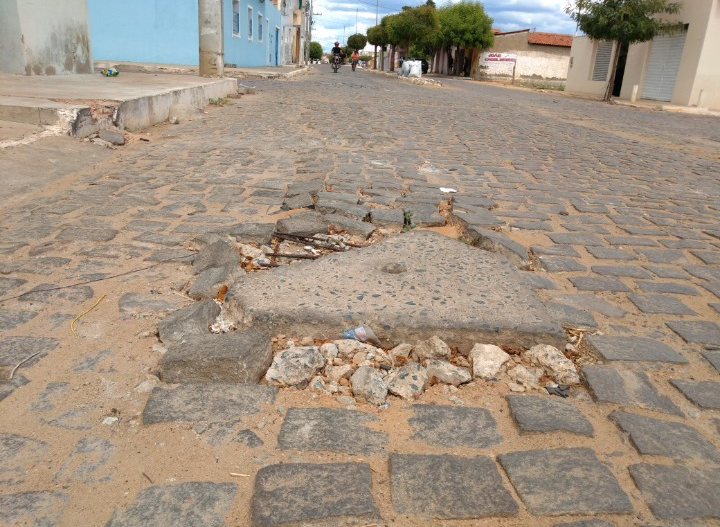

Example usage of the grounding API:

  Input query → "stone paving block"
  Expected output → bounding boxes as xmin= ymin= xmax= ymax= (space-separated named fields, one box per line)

xmin=553 ymin=521 xmax=615 ymax=527
xmin=666 ymin=320 xmax=720 ymax=346
xmin=134 ymin=233 xmax=189 ymax=247
xmin=531 ymin=245 xmax=581 ymax=257
xmin=54 ymin=437 xmax=114 ymax=484
xmin=636 ymin=248 xmax=686 ymax=263
xmin=317 ymin=191 xmax=359 ymax=204
xmin=507 ymin=394 xmax=594 ymax=436
xmin=703 ymin=351 xmax=720 ymax=372
xmin=610 ymin=410 xmax=719 ymax=461
xmin=670 ymin=379 xmax=720 ymax=409
xmin=569 ymin=276 xmax=631 ymax=293
xmin=370 ymin=208 xmax=405 ymax=229
xmin=636 ymin=281 xmax=699 ymax=295
xmin=586 ymin=246 xmax=635 ymax=260
xmin=188 ymin=264 xmax=244 ymax=300
xmin=56 ymin=227 xmax=118 ymax=242
xmin=390 ymin=454 xmax=518 ymax=519
xmin=691 ymin=249 xmax=720 ymax=264
xmin=118 ymin=293 xmax=186 ymax=315
xmin=660 ymin=239 xmax=707 ymax=249
xmin=251 ymin=463 xmax=380 ymax=527
xmin=451 ymin=209 xmax=502 ymax=227
xmin=498 ymin=448 xmax=632 ymax=515
xmin=583 ymin=365 xmax=682 ymax=415
xmin=643 ymin=265 xmax=689 ymax=279
xmin=0 ymin=336 xmax=59 ymax=367
xmin=0 ymin=491 xmax=67 ymax=527
xmin=105 ymin=482 xmax=237 ymax=527
xmin=703 ymin=281 xmax=720 ymax=299
xmin=275 ymin=212 xmax=328 ymax=237
xmin=0 ymin=309 xmax=37 ymax=330
xmin=629 ymin=464 xmax=720 ymax=520
xmin=192 ymin=240 xmax=238 ymax=275
xmin=684 ymin=265 xmax=720 ymax=282
xmin=144 ymin=248 xmax=196 ymax=263
xmin=124 ymin=220 xmax=171 ymax=232
xmin=18 ymin=283 xmax=94 ymax=303
xmin=712 ymin=303 xmax=720 ymax=314
xmin=607 ymin=236 xmax=658 ymax=247
xmin=562 ymin=223 xmax=610 ymax=235
xmin=160 ymin=329 xmax=272 ymax=384
xmin=0 ymin=277 xmax=26 ymax=296
xmin=277 ymin=407 xmax=387 ymax=453
xmin=225 ymin=231 xmax=565 ymax=351
xmin=287 ymin=181 xmax=324 ymax=197
xmin=550 ymin=294 xmax=627 ymax=317
xmin=283 ymin=193 xmax=313 ymax=210
xmin=323 ymin=213 xmax=375 ymax=238
xmin=157 ymin=299 xmax=221 ymax=344
xmin=585 ymin=335 xmax=687 ymax=363
xmin=142 ymin=383 xmax=277 ymax=424
xmin=0 ymin=433 xmax=49 ymax=485
xmin=539 ymin=257 xmax=586 ymax=273
xmin=520 ymin=272 xmax=558 ymax=290
xmin=466 ymin=228 xmax=530 ymax=267
xmin=226 ymin=222 xmax=276 ymax=245
xmin=548 ymin=233 xmax=604 ymax=246
xmin=315 ymin=200 xmax=369 ymax=221
xmin=628 ymin=293 xmax=696 ymax=315
xmin=591 ymin=265 xmax=653 ymax=279
xmin=408 ymin=404 xmax=502 ymax=448
xmin=544 ymin=302 xmax=597 ymax=329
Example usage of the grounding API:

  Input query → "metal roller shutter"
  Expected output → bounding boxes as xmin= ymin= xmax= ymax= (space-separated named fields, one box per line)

xmin=641 ymin=29 xmax=687 ymax=102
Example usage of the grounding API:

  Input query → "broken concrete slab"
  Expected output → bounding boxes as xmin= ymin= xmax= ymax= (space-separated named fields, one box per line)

xmin=274 ymin=211 xmax=328 ymax=237
xmin=105 ymin=482 xmax=237 ymax=527
xmin=277 ymin=407 xmax=387 ymax=453
xmin=142 ymin=383 xmax=276 ymax=424
xmin=323 ymin=213 xmax=375 ymax=238
xmin=585 ymin=335 xmax=688 ymax=364
xmin=498 ymin=448 xmax=632 ymax=515
xmin=224 ymin=231 xmax=565 ymax=351
xmin=390 ymin=454 xmax=518 ymax=519
xmin=192 ymin=240 xmax=238 ymax=275
xmin=251 ymin=463 xmax=380 ymax=527
xmin=188 ymin=264 xmax=245 ymax=300
xmin=226 ymin=223 xmax=276 ymax=245
xmin=159 ymin=329 xmax=272 ymax=384
xmin=157 ymin=299 xmax=221 ymax=344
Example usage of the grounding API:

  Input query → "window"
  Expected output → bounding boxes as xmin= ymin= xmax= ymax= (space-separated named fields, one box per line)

xmin=258 ymin=14 xmax=263 ymax=42
xmin=232 ymin=0 xmax=240 ymax=36
xmin=248 ymin=7 xmax=253 ymax=40
xmin=591 ymin=40 xmax=613 ymax=81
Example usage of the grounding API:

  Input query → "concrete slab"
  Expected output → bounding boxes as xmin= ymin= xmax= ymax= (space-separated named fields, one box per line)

xmin=225 ymin=231 xmax=565 ymax=351
xmin=0 ymin=72 xmax=236 ymax=134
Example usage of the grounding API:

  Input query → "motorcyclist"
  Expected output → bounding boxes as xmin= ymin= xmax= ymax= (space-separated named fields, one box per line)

xmin=331 ymin=41 xmax=342 ymax=58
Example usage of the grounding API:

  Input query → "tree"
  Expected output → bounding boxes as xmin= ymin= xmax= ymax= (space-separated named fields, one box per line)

xmin=438 ymin=2 xmax=494 ymax=50
xmin=309 ymin=42 xmax=323 ymax=61
xmin=347 ymin=33 xmax=367 ymax=52
xmin=565 ymin=0 xmax=681 ymax=101
xmin=387 ymin=5 xmax=439 ymax=55
xmin=367 ymin=24 xmax=389 ymax=69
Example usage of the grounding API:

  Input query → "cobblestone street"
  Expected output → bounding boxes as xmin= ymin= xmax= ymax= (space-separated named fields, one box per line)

xmin=1 ymin=66 xmax=719 ymax=527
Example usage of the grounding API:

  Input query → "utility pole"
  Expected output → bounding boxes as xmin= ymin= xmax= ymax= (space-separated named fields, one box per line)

xmin=198 ymin=0 xmax=224 ymax=77
xmin=355 ymin=8 xmax=358 ymax=35
xmin=375 ymin=0 xmax=378 ymax=25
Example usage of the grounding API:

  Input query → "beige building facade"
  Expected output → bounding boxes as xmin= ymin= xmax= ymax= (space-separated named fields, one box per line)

xmin=566 ymin=0 xmax=720 ymax=110
xmin=0 ymin=0 xmax=93 ymax=75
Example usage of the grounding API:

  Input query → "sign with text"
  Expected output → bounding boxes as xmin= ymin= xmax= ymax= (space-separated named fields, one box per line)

xmin=481 ymin=52 xmax=517 ymax=63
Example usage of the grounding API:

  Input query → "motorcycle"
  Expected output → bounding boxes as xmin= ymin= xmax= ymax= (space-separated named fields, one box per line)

xmin=351 ymin=59 xmax=358 ymax=72
xmin=332 ymin=54 xmax=341 ymax=73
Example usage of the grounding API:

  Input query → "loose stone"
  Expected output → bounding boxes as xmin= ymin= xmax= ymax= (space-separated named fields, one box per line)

xmin=412 ymin=335 xmax=451 ymax=362
xmin=525 ymin=344 xmax=580 ymax=385
xmin=425 ymin=359 xmax=472 ymax=386
xmin=507 ymin=365 xmax=543 ymax=389
xmin=470 ymin=344 xmax=512 ymax=379
xmin=351 ymin=366 xmax=388 ymax=405
xmin=387 ymin=363 xmax=428 ymax=400
xmin=264 ymin=346 xmax=325 ymax=387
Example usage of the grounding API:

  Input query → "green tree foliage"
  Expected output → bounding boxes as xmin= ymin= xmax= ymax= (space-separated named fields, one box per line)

xmin=565 ymin=0 xmax=681 ymax=100
xmin=366 ymin=25 xmax=389 ymax=47
xmin=347 ymin=33 xmax=368 ymax=51
xmin=437 ymin=1 xmax=494 ymax=49
xmin=386 ymin=5 xmax=439 ymax=51
xmin=309 ymin=41 xmax=323 ymax=61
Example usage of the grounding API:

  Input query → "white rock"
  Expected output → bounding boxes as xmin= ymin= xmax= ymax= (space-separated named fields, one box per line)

xmin=425 ymin=359 xmax=472 ymax=386
xmin=508 ymin=382 xmax=526 ymax=392
xmin=334 ymin=340 xmax=379 ymax=359
xmin=350 ymin=366 xmax=387 ymax=405
xmin=507 ymin=364 xmax=543 ymax=389
xmin=448 ymin=395 xmax=464 ymax=406
xmin=411 ymin=335 xmax=451 ymax=362
xmin=320 ymin=342 xmax=339 ymax=362
xmin=386 ymin=363 xmax=428 ymax=400
xmin=265 ymin=346 xmax=325 ymax=386
xmin=102 ymin=417 xmax=119 ymax=426
xmin=389 ymin=343 xmax=413 ymax=360
xmin=237 ymin=243 xmax=264 ymax=259
xmin=525 ymin=344 xmax=580 ymax=385
xmin=352 ymin=351 xmax=368 ymax=366
xmin=134 ymin=380 xmax=157 ymax=393
xmin=469 ymin=344 xmax=511 ymax=379
xmin=326 ymin=364 xmax=354 ymax=382
xmin=309 ymin=376 xmax=327 ymax=392
xmin=336 ymin=395 xmax=357 ymax=406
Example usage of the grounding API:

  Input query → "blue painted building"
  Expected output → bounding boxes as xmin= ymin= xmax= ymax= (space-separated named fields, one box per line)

xmin=88 ymin=0 xmax=282 ymax=67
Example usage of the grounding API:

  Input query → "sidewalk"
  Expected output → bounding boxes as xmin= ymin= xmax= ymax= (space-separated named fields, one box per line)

xmin=0 ymin=69 xmax=237 ymax=142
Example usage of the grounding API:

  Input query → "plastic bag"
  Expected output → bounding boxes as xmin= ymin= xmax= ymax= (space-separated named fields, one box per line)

xmin=341 ymin=324 xmax=382 ymax=347
xmin=408 ymin=61 xmax=422 ymax=78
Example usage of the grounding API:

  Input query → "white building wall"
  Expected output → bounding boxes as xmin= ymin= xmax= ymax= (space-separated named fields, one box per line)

xmin=0 ymin=0 xmax=92 ymax=75
xmin=482 ymin=51 xmax=569 ymax=80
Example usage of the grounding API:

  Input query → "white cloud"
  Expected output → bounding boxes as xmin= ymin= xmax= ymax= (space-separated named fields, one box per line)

xmin=310 ymin=0 xmax=576 ymax=52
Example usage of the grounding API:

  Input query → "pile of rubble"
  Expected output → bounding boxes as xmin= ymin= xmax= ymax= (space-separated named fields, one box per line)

xmin=264 ymin=333 xmax=581 ymax=406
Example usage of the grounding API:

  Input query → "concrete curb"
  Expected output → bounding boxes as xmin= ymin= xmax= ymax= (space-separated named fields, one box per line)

xmin=364 ymin=68 xmax=443 ymax=87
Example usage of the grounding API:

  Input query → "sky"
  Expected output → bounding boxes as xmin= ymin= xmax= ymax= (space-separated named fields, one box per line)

xmin=311 ymin=0 xmax=578 ymax=52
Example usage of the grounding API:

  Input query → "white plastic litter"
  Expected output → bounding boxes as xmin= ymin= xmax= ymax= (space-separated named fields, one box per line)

xmin=439 ymin=187 xmax=457 ymax=193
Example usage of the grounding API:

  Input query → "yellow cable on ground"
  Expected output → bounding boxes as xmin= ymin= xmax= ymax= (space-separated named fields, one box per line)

xmin=70 ymin=295 xmax=107 ymax=337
